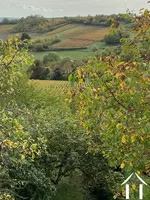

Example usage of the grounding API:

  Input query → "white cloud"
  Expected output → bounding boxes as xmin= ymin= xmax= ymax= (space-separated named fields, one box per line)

xmin=48 ymin=8 xmax=54 ymax=12
xmin=40 ymin=7 xmax=48 ymax=12
xmin=8 ymin=3 xmax=54 ymax=12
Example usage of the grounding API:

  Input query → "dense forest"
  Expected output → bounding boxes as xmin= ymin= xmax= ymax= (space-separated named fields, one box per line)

xmin=0 ymin=8 xmax=150 ymax=200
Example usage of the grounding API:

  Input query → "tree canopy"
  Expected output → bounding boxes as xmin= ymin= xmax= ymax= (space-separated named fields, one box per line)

xmin=68 ymin=9 xmax=150 ymax=197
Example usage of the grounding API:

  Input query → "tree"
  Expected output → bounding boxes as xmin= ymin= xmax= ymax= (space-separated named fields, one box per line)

xmin=0 ymin=36 xmax=36 ymax=199
xmin=20 ymin=32 xmax=31 ymax=41
xmin=68 ymin=9 xmax=150 ymax=199
xmin=50 ymin=57 xmax=75 ymax=80
xmin=104 ymin=30 xmax=121 ymax=45
xmin=43 ymin=52 xmax=61 ymax=67
xmin=0 ymin=36 xmax=124 ymax=200
xmin=28 ymin=59 xmax=50 ymax=79
xmin=2 ymin=18 xmax=9 ymax=24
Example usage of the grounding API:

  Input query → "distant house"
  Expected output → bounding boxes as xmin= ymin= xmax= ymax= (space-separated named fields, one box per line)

xmin=121 ymin=172 xmax=148 ymax=199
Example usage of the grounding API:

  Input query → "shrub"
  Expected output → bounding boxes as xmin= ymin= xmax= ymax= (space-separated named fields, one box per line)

xmin=28 ymin=59 xmax=50 ymax=79
xmin=43 ymin=52 xmax=61 ymax=66
xmin=104 ymin=31 xmax=121 ymax=45
xmin=20 ymin=32 xmax=31 ymax=41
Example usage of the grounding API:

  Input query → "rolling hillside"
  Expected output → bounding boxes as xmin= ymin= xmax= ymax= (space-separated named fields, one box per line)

xmin=36 ymin=24 xmax=109 ymax=48
xmin=32 ymin=24 xmax=110 ymax=60
xmin=0 ymin=22 xmax=110 ymax=60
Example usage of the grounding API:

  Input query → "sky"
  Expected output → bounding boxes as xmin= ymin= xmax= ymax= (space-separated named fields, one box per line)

xmin=0 ymin=0 xmax=149 ymax=18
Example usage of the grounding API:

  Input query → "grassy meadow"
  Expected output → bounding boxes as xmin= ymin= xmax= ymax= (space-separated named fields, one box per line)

xmin=32 ymin=49 xmax=96 ymax=60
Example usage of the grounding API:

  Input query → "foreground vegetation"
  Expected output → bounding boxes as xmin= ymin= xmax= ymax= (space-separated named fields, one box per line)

xmin=0 ymin=9 xmax=150 ymax=200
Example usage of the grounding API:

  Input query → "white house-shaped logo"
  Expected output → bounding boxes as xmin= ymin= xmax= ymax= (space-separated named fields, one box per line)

xmin=121 ymin=172 xmax=148 ymax=199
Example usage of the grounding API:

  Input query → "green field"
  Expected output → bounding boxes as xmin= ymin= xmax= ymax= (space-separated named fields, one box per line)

xmin=32 ymin=49 xmax=96 ymax=60
xmin=32 ymin=41 xmax=114 ymax=61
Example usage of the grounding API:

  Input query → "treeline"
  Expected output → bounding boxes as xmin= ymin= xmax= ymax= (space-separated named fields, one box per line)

xmin=10 ymin=13 xmax=133 ymax=33
xmin=12 ymin=15 xmax=67 ymax=33
xmin=65 ymin=13 xmax=133 ymax=26
xmin=28 ymin=53 xmax=80 ymax=80
xmin=65 ymin=15 xmax=111 ymax=26
xmin=0 ymin=17 xmax=19 ymax=24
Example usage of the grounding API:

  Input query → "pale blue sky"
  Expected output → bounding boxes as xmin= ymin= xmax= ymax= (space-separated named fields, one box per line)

xmin=0 ymin=0 xmax=149 ymax=17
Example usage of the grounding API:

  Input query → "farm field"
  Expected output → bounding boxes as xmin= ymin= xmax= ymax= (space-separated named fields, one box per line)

xmin=29 ymin=80 xmax=69 ymax=93
xmin=46 ymin=24 xmax=78 ymax=35
xmin=31 ymin=24 xmax=110 ymax=60
xmin=51 ymin=25 xmax=109 ymax=48
xmin=55 ymin=39 xmax=93 ymax=47
xmin=0 ymin=24 xmax=15 ymax=40
xmin=70 ymin=27 xmax=109 ymax=41
xmin=33 ymin=24 xmax=109 ymax=45
xmin=0 ymin=23 xmax=110 ymax=61
xmin=32 ymin=49 xmax=96 ymax=60
xmin=62 ymin=26 xmax=109 ymax=41
xmin=0 ymin=23 xmax=112 ymax=63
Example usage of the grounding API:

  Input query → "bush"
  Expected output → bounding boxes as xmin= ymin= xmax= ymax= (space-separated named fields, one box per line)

xmin=33 ymin=43 xmax=44 ymax=51
xmin=104 ymin=32 xmax=121 ymax=45
xmin=43 ymin=52 xmax=61 ymax=66
xmin=32 ymin=37 xmax=61 ymax=51
xmin=28 ymin=59 xmax=50 ymax=79
xmin=101 ymin=48 xmax=112 ymax=56
xmin=20 ymin=32 xmax=31 ymax=41
xmin=92 ymin=46 xmax=98 ymax=52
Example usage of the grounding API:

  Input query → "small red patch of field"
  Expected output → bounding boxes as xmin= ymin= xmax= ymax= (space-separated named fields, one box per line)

xmin=55 ymin=39 xmax=93 ymax=47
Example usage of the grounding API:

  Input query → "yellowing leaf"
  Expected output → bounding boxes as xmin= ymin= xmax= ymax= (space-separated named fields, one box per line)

xmin=116 ymin=123 xmax=122 ymax=129
xmin=21 ymin=154 xmax=25 ymax=160
xmin=117 ymin=62 xmax=125 ymax=67
xmin=67 ymin=89 xmax=72 ymax=95
xmin=131 ymin=135 xmax=136 ymax=143
xmin=132 ymin=184 xmax=136 ymax=190
xmin=116 ymin=72 xmax=125 ymax=79
xmin=102 ymin=151 xmax=105 ymax=154
xmin=129 ymin=161 xmax=133 ymax=166
xmin=79 ymin=78 xmax=83 ymax=84
xmin=141 ymin=136 xmax=144 ymax=141
xmin=68 ymin=99 xmax=72 ymax=103
xmin=121 ymin=162 xmax=125 ymax=169
xmin=122 ymin=135 xmax=126 ymax=144
xmin=120 ymin=82 xmax=126 ymax=88
xmin=129 ymin=90 xmax=134 ymax=94
xmin=77 ymin=70 xmax=82 ymax=78
xmin=133 ymin=153 xmax=136 ymax=157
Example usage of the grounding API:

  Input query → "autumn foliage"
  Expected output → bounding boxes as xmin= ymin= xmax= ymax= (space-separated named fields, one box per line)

xmin=68 ymin=9 xmax=150 ymax=173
